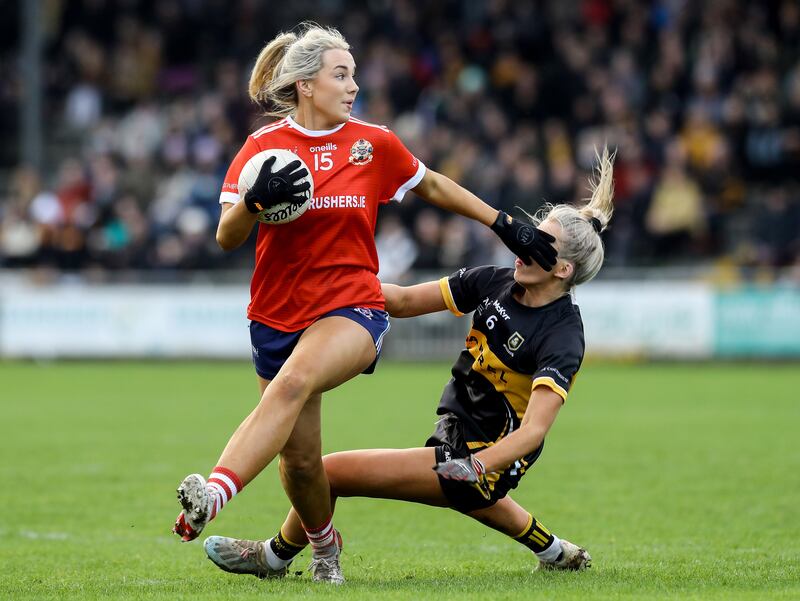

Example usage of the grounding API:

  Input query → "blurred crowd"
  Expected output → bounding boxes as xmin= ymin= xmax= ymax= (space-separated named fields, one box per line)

xmin=1 ymin=0 xmax=799 ymax=281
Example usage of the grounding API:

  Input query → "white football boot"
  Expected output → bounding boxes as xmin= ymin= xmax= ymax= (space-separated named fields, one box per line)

xmin=172 ymin=474 xmax=214 ymax=542
xmin=308 ymin=530 xmax=345 ymax=584
xmin=204 ymin=536 xmax=291 ymax=579
xmin=538 ymin=539 xmax=592 ymax=571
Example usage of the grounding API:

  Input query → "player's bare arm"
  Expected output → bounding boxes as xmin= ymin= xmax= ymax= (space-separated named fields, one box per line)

xmin=473 ymin=387 xmax=563 ymax=473
xmin=412 ymin=170 xmax=498 ymax=227
xmin=381 ymin=281 xmax=447 ymax=318
xmin=216 ymin=201 xmax=258 ymax=251
xmin=412 ymin=170 xmax=557 ymax=271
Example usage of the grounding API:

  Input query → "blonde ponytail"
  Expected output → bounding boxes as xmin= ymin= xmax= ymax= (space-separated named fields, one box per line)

xmin=248 ymin=23 xmax=350 ymax=118
xmin=530 ymin=146 xmax=616 ymax=287
xmin=248 ymin=32 xmax=298 ymax=107
xmin=578 ymin=146 xmax=615 ymax=233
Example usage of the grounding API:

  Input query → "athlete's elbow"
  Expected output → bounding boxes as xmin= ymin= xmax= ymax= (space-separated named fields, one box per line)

xmin=519 ymin=424 xmax=548 ymax=454
xmin=215 ymin=231 xmax=232 ymax=251
xmin=382 ymin=283 xmax=407 ymax=317
xmin=216 ymin=230 xmax=241 ymax=252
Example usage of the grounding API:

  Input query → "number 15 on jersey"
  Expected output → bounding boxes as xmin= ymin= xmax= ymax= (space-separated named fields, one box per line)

xmin=314 ymin=152 xmax=333 ymax=171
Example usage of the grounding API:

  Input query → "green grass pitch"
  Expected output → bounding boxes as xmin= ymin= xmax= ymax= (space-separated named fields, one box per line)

xmin=0 ymin=361 xmax=798 ymax=600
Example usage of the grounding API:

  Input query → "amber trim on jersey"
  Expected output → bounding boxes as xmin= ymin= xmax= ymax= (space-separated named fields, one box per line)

xmin=439 ymin=277 xmax=465 ymax=316
xmin=531 ymin=376 xmax=569 ymax=402
xmin=465 ymin=329 xmax=534 ymax=418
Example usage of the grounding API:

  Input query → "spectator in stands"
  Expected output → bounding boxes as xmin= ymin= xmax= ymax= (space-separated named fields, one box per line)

xmin=2 ymin=1 xmax=800 ymax=277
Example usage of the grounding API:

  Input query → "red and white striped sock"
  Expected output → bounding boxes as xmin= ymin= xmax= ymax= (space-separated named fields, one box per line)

xmin=206 ymin=466 xmax=243 ymax=520
xmin=304 ymin=516 xmax=338 ymax=557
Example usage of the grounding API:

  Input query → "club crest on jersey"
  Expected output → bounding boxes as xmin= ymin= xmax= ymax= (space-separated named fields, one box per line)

xmin=349 ymin=139 xmax=373 ymax=165
xmin=504 ymin=331 xmax=525 ymax=355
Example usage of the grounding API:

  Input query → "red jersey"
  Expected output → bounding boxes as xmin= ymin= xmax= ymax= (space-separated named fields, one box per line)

xmin=220 ymin=116 xmax=426 ymax=331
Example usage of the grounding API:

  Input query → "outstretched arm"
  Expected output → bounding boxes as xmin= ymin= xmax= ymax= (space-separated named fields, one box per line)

xmin=412 ymin=170 xmax=498 ymax=226
xmin=381 ymin=281 xmax=447 ymax=317
xmin=412 ymin=170 xmax=557 ymax=270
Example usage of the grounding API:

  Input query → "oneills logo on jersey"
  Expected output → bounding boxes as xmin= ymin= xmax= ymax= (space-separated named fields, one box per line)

xmin=310 ymin=143 xmax=337 ymax=152
xmin=349 ymin=139 xmax=374 ymax=165
xmin=504 ymin=332 xmax=525 ymax=356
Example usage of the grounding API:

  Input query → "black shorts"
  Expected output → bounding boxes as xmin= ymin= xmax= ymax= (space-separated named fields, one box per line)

xmin=425 ymin=412 xmax=544 ymax=513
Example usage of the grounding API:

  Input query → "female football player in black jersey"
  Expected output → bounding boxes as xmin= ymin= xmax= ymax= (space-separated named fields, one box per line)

xmin=203 ymin=149 xmax=615 ymax=578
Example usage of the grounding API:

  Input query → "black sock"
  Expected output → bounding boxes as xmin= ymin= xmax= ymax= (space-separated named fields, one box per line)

xmin=512 ymin=513 xmax=555 ymax=553
xmin=269 ymin=528 xmax=306 ymax=561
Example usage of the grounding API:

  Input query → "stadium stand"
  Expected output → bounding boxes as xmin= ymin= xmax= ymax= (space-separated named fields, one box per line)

xmin=1 ymin=0 xmax=798 ymax=280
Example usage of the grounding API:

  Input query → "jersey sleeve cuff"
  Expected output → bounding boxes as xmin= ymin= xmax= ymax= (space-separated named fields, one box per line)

xmin=219 ymin=191 xmax=240 ymax=205
xmin=439 ymin=277 xmax=464 ymax=316
xmin=532 ymin=377 xmax=568 ymax=402
xmin=390 ymin=161 xmax=427 ymax=202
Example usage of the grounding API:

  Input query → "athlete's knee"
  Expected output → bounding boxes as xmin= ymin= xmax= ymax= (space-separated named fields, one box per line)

xmin=321 ymin=453 xmax=347 ymax=494
xmin=466 ymin=505 xmax=496 ymax=524
xmin=281 ymin=450 xmax=324 ymax=486
xmin=267 ymin=369 xmax=313 ymax=405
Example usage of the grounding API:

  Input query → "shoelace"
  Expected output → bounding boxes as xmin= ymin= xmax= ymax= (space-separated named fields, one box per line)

xmin=236 ymin=541 xmax=268 ymax=567
xmin=308 ymin=556 xmax=341 ymax=577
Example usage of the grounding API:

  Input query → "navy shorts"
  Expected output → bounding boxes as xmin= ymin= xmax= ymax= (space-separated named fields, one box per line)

xmin=426 ymin=412 xmax=544 ymax=513
xmin=249 ymin=307 xmax=390 ymax=381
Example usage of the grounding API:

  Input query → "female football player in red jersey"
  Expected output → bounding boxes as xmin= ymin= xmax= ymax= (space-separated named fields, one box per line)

xmin=202 ymin=150 xmax=615 ymax=579
xmin=172 ymin=23 xmax=559 ymax=583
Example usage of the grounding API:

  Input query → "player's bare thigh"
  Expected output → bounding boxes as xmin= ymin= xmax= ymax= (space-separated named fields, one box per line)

xmin=256 ymin=315 xmax=375 ymax=403
xmin=323 ymin=447 xmax=449 ymax=507
xmin=284 ymin=315 xmax=376 ymax=395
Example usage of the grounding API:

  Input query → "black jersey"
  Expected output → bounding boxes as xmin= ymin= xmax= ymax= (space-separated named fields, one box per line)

xmin=436 ymin=266 xmax=585 ymax=455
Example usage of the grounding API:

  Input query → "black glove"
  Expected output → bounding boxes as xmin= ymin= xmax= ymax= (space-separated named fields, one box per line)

xmin=244 ymin=156 xmax=310 ymax=214
xmin=490 ymin=211 xmax=557 ymax=271
xmin=433 ymin=454 xmax=492 ymax=501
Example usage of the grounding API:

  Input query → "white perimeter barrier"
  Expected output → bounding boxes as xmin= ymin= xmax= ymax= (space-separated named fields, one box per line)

xmin=0 ymin=283 xmax=250 ymax=358
xmin=1 ymin=280 xmax=795 ymax=359
xmin=578 ymin=282 xmax=713 ymax=358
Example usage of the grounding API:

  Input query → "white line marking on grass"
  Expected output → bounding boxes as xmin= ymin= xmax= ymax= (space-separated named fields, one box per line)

xmin=19 ymin=530 xmax=70 ymax=540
